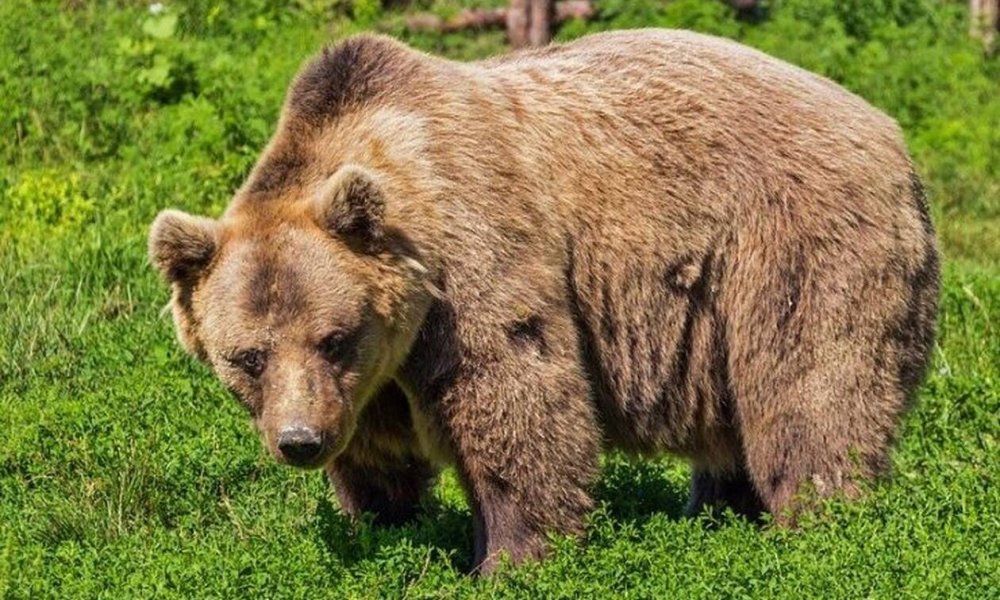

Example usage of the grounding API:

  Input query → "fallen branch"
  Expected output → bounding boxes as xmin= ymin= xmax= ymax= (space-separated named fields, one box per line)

xmin=405 ymin=1 xmax=593 ymax=35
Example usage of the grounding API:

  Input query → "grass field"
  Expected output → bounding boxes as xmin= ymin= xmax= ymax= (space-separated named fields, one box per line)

xmin=1 ymin=1 xmax=998 ymax=597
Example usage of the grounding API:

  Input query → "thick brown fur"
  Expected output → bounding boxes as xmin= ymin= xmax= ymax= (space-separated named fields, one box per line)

xmin=149 ymin=30 xmax=939 ymax=572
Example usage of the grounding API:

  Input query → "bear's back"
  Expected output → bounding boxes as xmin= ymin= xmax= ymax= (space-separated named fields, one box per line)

xmin=480 ymin=29 xmax=896 ymax=133
xmin=455 ymin=28 xmax=914 ymax=242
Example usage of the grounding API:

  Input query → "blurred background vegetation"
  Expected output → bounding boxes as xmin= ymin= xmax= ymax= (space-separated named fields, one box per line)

xmin=1 ymin=0 xmax=997 ymax=268
xmin=1 ymin=1 xmax=997 ymax=597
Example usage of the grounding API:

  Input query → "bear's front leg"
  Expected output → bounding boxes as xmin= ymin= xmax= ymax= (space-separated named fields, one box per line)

xmin=442 ymin=350 xmax=601 ymax=573
xmin=326 ymin=381 xmax=437 ymax=526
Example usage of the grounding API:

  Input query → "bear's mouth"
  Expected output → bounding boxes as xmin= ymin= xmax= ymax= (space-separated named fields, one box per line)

xmin=279 ymin=453 xmax=331 ymax=470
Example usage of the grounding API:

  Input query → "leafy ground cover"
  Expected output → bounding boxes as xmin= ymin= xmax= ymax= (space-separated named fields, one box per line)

xmin=1 ymin=1 xmax=997 ymax=597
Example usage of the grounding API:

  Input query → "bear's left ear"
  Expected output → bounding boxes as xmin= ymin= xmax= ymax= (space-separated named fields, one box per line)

xmin=313 ymin=164 xmax=385 ymax=248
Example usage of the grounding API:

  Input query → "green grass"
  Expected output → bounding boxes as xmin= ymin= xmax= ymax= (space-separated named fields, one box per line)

xmin=1 ymin=1 xmax=998 ymax=597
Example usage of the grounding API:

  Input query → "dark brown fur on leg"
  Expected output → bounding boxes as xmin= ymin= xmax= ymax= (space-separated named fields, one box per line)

xmin=417 ymin=330 xmax=600 ymax=573
xmin=326 ymin=382 xmax=436 ymax=526
xmin=686 ymin=467 xmax=766 ymax=522
xmin=466 ymin=476 xmax=549 ymax=573
xmin=328 ymin=451 xmax=435 ymax=526
xmin=448 ymin=362 xmax=599 ymax=573
xmin=740 ymin=406 xmax=876 ymax=525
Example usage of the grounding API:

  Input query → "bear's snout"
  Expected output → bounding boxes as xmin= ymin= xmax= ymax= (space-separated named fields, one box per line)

xmin=276 ymin=425 xmax=326 ymax=467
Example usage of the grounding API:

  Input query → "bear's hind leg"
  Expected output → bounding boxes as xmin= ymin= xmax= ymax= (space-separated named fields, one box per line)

xmin=326 ymin=381 xmax=437 ymax=526
xmin=737 ymin=372 xmax=900 ymax=525
xmin=721 ymin=222 xmax=931 ymax=523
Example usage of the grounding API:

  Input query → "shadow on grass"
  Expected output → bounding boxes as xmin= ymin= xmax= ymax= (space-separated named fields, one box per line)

xmin=593 ymin=455 xmax=690 ymax=523
xmin=315 ymin=494 xmax=476 ymax=571
xmin=314 ymin=456 xmax=696 ymax=571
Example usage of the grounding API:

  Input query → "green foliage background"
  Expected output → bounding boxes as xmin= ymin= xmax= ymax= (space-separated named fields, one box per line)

xmin=1 ymin=0 xmax=997 ymax=597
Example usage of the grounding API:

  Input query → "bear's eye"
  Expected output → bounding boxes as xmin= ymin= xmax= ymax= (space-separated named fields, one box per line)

xmin=319 ymin=331 xmax=353 ymax=363
xmin=229 ymin=348 xmax=267 ymax=378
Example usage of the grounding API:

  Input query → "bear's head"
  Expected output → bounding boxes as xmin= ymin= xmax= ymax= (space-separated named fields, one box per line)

xmin=149 ymin=165 xmax=435 ymax=469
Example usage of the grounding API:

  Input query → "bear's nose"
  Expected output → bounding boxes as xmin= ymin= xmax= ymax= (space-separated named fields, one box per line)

xmin=277 ymin=426 xmax=324 ymax=465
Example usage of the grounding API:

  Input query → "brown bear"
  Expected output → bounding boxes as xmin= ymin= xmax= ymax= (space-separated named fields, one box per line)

xmin=148 ymin=29 xmax=939 ymax=572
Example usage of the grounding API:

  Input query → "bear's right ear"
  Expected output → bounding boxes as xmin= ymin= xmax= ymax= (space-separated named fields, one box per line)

xmin=148 ymin=209 xmax=219 ymax=283
xmin=312 ymin=164 xmax=386 ymax=249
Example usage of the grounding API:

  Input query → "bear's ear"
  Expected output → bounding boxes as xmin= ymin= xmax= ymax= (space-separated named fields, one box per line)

xmin=313 ymin=164 xmax=385 ymax=248
xmin=148 ymin=209 xmax=219 ymax=284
